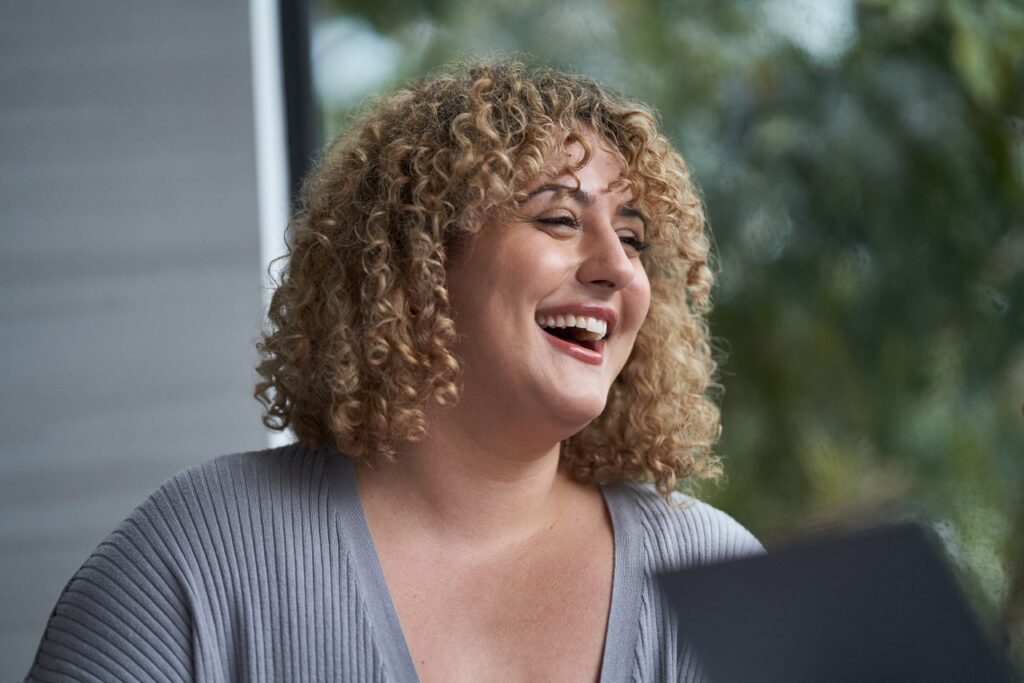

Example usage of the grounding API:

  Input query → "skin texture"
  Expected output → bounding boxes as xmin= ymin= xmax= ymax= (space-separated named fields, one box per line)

xmin=355 ymin=134 xmax=647 ymax=682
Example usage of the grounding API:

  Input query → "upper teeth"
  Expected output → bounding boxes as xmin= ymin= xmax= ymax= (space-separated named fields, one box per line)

xmin=535 ymin=314 xmax=609 ymax=341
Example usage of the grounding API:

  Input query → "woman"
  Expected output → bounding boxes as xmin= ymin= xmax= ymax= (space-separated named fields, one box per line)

xmin=28 ymin=60 xmax=760 ymax=682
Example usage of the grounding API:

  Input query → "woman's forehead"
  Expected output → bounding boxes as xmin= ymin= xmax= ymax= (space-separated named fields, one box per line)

xmin=531 ymin=129 xmax=623 ymax=179
xmin=523 ymin=131 xmax=640 ymax=204
xmin=547 ymin=126 xmax=622 ymax=166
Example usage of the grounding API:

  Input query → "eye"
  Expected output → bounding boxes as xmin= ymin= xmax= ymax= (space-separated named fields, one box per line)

xmin=618 ymin=233 xmax=650 ymax=256
xmin=535 ymin=214 xmax=581 ymax=231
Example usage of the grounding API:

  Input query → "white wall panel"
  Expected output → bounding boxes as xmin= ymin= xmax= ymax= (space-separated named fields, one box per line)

xmin=0 ymin=2 xmax=270 ymax=677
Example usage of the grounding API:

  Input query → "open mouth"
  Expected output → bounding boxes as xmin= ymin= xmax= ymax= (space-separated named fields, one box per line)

xmin=535 ymin=314 xmax=608 ymax=352
xmin=542 ymin=326 xmax=598 ymax=351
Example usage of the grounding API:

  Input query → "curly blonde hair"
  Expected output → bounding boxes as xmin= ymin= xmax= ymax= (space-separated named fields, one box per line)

xmin=256 ymin=59 xmax=722 ymax=495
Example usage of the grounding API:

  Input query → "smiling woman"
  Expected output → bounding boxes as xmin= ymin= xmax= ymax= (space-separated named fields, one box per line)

xmin=261 ymin=61 xmax=722 ymax=495
xmin=27 ymin=60 xmax=761 ymax=682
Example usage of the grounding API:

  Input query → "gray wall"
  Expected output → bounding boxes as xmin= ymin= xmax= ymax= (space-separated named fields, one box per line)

xmin=0 ymin=2 xmax=269 ymax=677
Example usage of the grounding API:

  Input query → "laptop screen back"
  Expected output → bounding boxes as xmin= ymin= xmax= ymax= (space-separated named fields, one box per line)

xmin=657 ymin=523 xmax=1016 ymax=683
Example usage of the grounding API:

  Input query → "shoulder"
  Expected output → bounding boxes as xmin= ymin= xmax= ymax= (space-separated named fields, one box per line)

xmin=113 ymin=442 xmax=349 ymax=575
xmin=608 ymin=482 xmax=763 ymax=572
xmin=27 ymin=443 xmax=347 ymax=681
xmin=158 ymin=441 xmax=332 ymax=496
xmin=145 ymin=442 xmax=334 ymax=516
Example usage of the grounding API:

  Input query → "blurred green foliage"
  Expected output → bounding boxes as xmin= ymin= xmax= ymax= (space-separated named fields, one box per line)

xmin=315 ymin=0 xmax=1024 ymax=669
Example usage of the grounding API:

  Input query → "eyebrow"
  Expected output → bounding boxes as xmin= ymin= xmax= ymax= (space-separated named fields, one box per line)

xmin=525 ymin=183 xmax=647 ymax=227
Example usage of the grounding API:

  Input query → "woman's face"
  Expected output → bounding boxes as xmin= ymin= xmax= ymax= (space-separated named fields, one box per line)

xmin=445 ymin=131 xmax=652 ymax=437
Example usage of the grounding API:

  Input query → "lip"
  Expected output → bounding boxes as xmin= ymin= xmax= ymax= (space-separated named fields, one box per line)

xmin=541 ymin=329 xmax=606 ymax=365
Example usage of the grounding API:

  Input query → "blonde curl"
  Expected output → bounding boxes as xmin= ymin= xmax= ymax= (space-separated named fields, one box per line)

xmin=255 ymin=59 xmax=722 ymax=495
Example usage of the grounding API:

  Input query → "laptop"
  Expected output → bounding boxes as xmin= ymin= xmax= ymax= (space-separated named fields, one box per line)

xmin=658 ymin=523 xmax=1017 ymax=682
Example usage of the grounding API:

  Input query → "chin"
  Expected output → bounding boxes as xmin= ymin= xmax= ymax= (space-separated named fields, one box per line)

xmin=546 ymin=392 xmax=607 ymax=435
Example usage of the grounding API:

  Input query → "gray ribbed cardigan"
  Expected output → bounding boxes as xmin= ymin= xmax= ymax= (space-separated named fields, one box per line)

xmin=27 ymin=444 xmax=762 ymax=682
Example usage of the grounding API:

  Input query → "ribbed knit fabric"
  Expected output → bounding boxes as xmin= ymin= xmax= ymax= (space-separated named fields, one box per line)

xmin=27 ymin=444 xmax=762 ymax=682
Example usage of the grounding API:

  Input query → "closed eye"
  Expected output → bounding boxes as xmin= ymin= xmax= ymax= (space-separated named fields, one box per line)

xmin=620 ymin=235 xmax=650 ymax=255
xmin=538 ymin=216 xmax=649 ymax=255
xmin=535 ymin=216 xmax=581 ymax=229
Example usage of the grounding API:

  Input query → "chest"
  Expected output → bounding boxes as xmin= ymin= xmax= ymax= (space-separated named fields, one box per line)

xmin=380 ymin=529 xmax=614 ymax=682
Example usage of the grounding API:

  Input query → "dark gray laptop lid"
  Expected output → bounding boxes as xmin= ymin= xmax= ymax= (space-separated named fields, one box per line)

xmin=658 ymin=523 xmax=1016 ymax=682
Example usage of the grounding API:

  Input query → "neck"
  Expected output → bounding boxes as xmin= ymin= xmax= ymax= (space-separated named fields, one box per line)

xmin=354 ymin=404 xmax=579 ymax=554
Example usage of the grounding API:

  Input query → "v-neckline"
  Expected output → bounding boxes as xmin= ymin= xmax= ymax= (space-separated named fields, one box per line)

xmin=325 ymin=454 xmax=644 ymax=682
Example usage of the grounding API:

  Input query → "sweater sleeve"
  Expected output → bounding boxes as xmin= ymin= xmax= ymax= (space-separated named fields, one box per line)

xmin=626 ymin=484 xmax=764 ymax=572
xmin=26 ymin=482 xmax=199 ymax=683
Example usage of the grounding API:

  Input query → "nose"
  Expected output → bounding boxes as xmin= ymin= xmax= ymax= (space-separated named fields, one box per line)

xmin=576 ymin=220 xmax=638 ymax=291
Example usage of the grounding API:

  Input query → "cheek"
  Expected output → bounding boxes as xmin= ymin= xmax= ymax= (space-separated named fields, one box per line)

xmin=496 ymin=240 xmax=573 ymax=301
xmin=625 ymin=270 xmax=652 ymax=333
